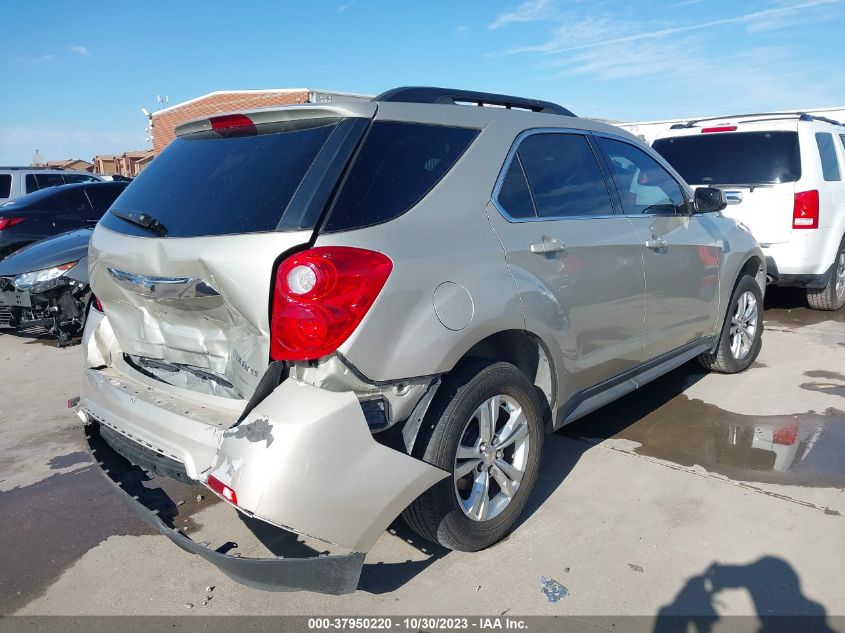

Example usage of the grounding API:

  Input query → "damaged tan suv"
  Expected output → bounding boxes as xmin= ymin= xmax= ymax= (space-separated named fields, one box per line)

xmin=76 ymin=87 xmax=765 ymax=594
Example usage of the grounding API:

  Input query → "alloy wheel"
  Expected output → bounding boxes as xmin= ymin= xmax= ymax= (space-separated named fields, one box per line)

xmin=729 ymin=290 xmax=759 ymax=360
xmin=453 ymin=394 xmax=530 ymax=522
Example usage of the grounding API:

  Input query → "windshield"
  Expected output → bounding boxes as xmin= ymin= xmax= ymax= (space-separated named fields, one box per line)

xmin=653 ymin=131 xmax=801 ymax=185
xmin=100 ymin=120 xmax=338 ymax=238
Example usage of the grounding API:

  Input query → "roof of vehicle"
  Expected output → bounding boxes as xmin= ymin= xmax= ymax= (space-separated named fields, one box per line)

xmin=173 ymin=85 xmax=644 ymax=147
xmin=0 ymin=166 xmax=101 ymax=173
xmin=0 ymin=180 xmax=128 ymax=208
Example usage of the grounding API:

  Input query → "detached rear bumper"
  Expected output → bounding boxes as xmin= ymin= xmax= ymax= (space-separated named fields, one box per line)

xmin=84 ymin=421 xmax=365 ymax=594
xmin=76 ymin=317 xmax=448 ymax=593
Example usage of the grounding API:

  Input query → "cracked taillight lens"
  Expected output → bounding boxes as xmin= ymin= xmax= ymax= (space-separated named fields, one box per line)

xmin=270 ymin=247 xmax=392 ymax=361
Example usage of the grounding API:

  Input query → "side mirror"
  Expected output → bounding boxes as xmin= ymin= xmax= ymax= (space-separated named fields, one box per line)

xmin=693 ymin=187 xmax=727 ymax=213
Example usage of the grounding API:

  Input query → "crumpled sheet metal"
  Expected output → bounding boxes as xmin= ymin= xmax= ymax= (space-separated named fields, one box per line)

xmin=208 ymin=379 xmax=449 ymax=552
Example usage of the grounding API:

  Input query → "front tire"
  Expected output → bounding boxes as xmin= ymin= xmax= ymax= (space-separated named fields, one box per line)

xmin=807 ymin=238 xmax=845 ymax=311
xmin=697 ymin=274 xmax=763 ymax=373
xmin=402 ymin=360 xmax=544 ymax=552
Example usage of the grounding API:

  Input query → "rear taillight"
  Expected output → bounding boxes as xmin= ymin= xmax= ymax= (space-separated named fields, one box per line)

xmin=773 ymin=424 xmax=798 ymax=446
xmin=91 ymin=295 xmax=103 ymax=312
xmin=793 ymin=190 xmax=819 ymax=229
xmin=210 ymin=113 xmax=257 ymax=138
xmin=270 ymin=247 xmax=393 ymax=361
xmin=701 ymin=126 xmax=737 ymax=133
xmin=207 ymin=475 xmax=238 ymax=505
xmin=0 ymin=217 xmax=25 ymax=231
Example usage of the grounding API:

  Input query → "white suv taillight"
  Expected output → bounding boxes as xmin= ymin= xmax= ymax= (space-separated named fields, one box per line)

xmin=793 ymin=190 xmax=819 ymax=229
xmin=270 ymin=247 xmax=393 ymax=361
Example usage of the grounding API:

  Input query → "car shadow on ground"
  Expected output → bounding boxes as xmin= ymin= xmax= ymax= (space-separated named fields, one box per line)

xmin=654 ymin=556 xmax=835 ymax=632
xmin=0 ymin=325 xmax=73 ymax=347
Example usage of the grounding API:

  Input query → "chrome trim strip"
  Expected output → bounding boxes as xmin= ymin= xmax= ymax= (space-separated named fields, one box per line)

xmin=107 ymin=268 xmax=220 ymax=299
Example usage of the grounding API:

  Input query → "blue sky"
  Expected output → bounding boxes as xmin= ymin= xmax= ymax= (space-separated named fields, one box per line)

xmin=1 ymin=0 xmax=843 ymax=163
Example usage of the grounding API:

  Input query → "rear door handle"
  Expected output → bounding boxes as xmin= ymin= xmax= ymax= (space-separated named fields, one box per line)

xmin=530 ymin=237 xmax=567 ymax=255
xmin=645 ymin=237 xmax=667 ymax=250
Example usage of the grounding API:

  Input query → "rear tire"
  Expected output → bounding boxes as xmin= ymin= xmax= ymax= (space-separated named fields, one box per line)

xmin=402 ymin=360 xmax=543 ymax=552
xmin=807 ymin=238 xmax=845 ymax=311
xmin=697 ymin=274 xmax=763 ymax=374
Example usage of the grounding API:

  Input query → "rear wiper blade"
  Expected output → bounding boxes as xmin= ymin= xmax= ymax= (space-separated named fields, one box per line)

xmin=111 ymin=210 xmax=168 ymax=236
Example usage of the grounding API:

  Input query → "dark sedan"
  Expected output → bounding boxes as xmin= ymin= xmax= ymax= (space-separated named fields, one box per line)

xmin=0 ymin=181 xmax=128 ymax=259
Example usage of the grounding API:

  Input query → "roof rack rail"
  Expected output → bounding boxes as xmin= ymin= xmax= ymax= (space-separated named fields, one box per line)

xmin=372 ymin=86 xmax=575 ymax=117
xmin=670 ymin=111 xmax=843 ymax=129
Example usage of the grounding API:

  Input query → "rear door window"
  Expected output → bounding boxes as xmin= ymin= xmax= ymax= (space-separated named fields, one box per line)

xmin=653 ymin=131 xmax=801 ymax=185
xmin=815 ymin=132 xmax=841 ymax=181
xmin=0 ymin=174 xmax=11 ymax=198
xmin=598 ymin=137 xmax=686 ymax=215
xmin=100 ymin=120 xmax=339 ymax=238
xmin=26 ymin=173 xmax=65 ymax=193
xmin=513 ymin=133 xmax=612 ymax=219
xmin=323 ymin=121 xmax=479 ymax=232
xmin=63 ymin=173 xmax=99 ymax=185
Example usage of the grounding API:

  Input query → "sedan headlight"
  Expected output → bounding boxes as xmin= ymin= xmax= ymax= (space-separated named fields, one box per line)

xmin=12 ymin=261 xmax=78 ymax=294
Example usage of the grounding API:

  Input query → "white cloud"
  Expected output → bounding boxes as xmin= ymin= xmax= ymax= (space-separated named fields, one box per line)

xmin=69 ymin=45 xmax=90 ymax=56
xmin=548 ymin=35 xmax=841 ymax=118
xmin=338 ymin=1 xmax=353 ymax=12
xmin=456 ymin=25 xmax=469 ymax=37
xmin=507 ymin=0 xmax=839 ymax=54
xmin=15 ymin=54 xmax=56 ymax=64
xmin=489 ymin=0 xmax=556 ymax=29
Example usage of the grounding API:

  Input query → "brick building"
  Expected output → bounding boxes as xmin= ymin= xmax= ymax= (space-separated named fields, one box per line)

xmin=148 ymin=88 xmax=371 ymax=156
xmin=93 ymin=151 xmax=154 ymax=177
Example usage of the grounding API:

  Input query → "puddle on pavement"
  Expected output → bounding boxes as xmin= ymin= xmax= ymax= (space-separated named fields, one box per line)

xmin=764 ymin=287 xmax=845 ymax=329
xmin=562 ymin=366 xmax=845 ymax=489
xmin=47 ymin=451 xmax=91 ymax=469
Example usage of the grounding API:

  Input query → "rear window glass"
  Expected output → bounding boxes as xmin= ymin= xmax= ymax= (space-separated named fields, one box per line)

xmin=652 ymin=131 xmax=801 ymax=185
xmin=0 ymin=174 xmax=10 ymax=198
xmin=85 ymin=183 xmax=127 ymax=214
xmin=100 ymin=121 xmax=337 ymax=238
xmin=323 ymin=121 xmax=478 ymax=232
xmin=815 ymin=132 xmax=841 ymax=181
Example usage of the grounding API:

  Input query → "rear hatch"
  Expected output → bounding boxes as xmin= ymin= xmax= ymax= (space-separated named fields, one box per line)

xmin=90 ymin=103 xmax=376 ymax=400
xmin=653 ymin=127 xmax=801 ymax=245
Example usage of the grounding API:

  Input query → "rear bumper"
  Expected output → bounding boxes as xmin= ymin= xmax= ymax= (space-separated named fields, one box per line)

xmin=762 ymin=228 xmax=841 ymax=282
xmin=765 ymin=256 xmax=832 ymax=288
xmin=76 ymin=314 xmax=448 ymax=592
xmin=84 ymin=421 xmax=365 ymax=594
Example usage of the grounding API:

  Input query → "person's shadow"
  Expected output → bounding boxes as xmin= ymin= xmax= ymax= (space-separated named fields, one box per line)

xmin=654 ymin=557 xmax=836 ymax=633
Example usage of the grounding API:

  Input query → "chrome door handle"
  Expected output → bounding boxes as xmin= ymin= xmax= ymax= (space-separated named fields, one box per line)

xmin=645 ymin=237 xmax=667 ymax=250
xmin=530 ymin=237 xmax=567 ymax=255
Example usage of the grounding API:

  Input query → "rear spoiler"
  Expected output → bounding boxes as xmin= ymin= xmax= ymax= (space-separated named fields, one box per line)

xmin=174 ymin=102 xmax=377 ymax=138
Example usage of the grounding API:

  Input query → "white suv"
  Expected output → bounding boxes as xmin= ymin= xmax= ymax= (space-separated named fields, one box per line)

xmin=653 ymin=113 xmax=845 ymax=310
xmin=0 ymin=167 xmax=103 ymax=205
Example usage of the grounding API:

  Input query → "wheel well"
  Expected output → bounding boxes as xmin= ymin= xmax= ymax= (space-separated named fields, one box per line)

xmin=458 ymin=330 xmax=555 ymax=427
xmin=739 ymin=255 xmax=766 ymax=295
